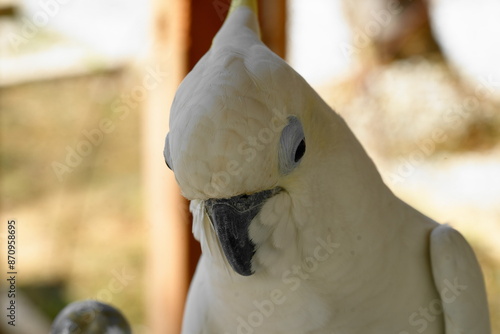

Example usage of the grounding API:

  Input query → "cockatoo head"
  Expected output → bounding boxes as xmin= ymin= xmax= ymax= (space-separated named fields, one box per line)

xmin=164 ymin=2 xmax=381 ymax=276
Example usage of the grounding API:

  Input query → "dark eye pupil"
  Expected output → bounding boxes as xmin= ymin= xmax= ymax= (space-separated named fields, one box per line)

xmin=294 ymin=139 xmax=306 ymax=162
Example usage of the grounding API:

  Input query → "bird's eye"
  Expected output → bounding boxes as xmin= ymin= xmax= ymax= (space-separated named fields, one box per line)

xmin=278 ymin=116 xmax=306 ymax=175
xmin=164 ymin=133 xmax=173 ymax=170
xmin=294 ymin=139 xmax=306 ymax=162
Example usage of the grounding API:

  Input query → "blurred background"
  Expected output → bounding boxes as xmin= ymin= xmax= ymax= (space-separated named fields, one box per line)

xmin=0 ymin=0 xmax=499 ymax=333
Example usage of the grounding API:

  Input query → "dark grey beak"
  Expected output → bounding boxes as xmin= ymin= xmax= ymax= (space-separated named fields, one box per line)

xmin=205 ymin=188 xmax=281 ymax=276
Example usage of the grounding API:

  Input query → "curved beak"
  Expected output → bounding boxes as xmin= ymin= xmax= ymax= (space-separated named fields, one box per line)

xmin=205 ymin=187 xmax=281 ymax=276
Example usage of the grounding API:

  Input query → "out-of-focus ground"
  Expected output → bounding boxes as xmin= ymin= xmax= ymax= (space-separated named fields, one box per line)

xmin=0 ymin=0 xmax=499 ymax=333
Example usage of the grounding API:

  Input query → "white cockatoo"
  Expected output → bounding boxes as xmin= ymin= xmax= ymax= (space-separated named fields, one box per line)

xmin=164 ymin=1 xmax=491 ymax=333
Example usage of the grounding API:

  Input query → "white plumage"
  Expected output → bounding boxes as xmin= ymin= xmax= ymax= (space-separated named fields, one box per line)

xmin=164 ymin=1 xmax=491 ymax=333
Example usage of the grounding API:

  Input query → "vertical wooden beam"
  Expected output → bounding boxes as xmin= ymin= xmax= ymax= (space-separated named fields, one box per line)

xmin=258 ymin=0 xmax=287 ymax=58
xmin=144 ymin=1 xmax=190 ymax=334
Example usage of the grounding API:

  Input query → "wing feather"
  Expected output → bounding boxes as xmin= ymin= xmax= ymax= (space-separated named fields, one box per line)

xmin=430 ymin=224 xmax=491 ymax=334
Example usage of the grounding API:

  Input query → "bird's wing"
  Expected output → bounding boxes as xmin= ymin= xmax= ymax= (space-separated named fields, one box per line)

xmin=430 ymin=224 xmax=491 ymax=334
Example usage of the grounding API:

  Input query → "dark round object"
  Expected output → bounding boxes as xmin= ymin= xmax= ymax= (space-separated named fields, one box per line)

xmin=51 ymin=300 xmax=132 ymax=334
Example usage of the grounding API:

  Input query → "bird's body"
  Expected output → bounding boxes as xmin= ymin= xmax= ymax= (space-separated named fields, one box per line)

xmin=185 ymin=198 xmax=446 ymax=333
xmin=164 ymin=2 xmax=491 ymax=333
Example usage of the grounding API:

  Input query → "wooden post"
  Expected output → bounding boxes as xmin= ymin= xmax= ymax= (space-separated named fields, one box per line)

xmin=143 ymin=1 xmax=190 ymax=333
xmin=258 ymin=0 xmax=287 ymax=59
